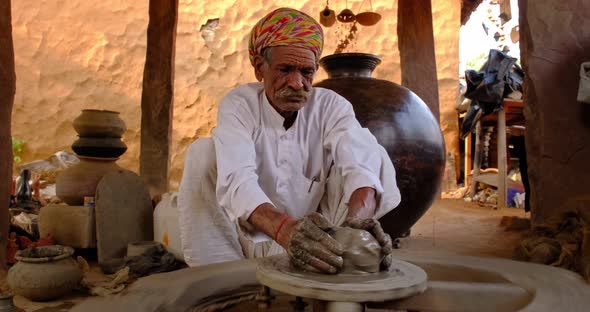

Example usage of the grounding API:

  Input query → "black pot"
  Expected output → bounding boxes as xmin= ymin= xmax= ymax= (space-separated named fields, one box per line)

xmin=315 ymin=53 xmax=446 ymax=238
xmin=72 ymin=137 xmax=128 ymax=158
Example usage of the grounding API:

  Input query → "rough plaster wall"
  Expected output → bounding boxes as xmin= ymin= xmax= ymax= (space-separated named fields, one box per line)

xmin=519 ymin=0 xmax=590 ymax=224
xmin=432 ymin=0 xmax=461 ymax=176
xmin=11 ymin=0 xmax=148 ymax=173
xmin=11 ymin=0 xmax=458 ymax=190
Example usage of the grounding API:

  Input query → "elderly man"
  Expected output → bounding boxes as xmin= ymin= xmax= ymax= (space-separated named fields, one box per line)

xmin=178 ymin=8 xmax=401 ymax=274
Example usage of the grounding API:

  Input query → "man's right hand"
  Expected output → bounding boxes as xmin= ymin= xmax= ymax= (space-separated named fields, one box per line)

xmin=276 ymin=213 xmax=344 ymax=274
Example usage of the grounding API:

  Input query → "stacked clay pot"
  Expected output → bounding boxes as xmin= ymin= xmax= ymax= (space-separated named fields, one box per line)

xmin=71 ymin=109 xmax=127 ymax=158
xmin=56 ymin=109 xmax=127 ymax=205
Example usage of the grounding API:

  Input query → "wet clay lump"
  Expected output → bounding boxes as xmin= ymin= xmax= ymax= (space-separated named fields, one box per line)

xmin=331 ymin=227 xmax=382 ymax=274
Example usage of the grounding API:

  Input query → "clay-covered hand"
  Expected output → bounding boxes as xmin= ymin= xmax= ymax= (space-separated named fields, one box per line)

xmin=342 ymin=217 xmax=393 ymax=271
xmin=278 ymin=212 xmax=344 ymax=274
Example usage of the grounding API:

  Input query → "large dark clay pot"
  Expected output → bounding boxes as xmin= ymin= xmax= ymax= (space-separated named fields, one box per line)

xmin=315 ymin=53 xmax=445 ymax=238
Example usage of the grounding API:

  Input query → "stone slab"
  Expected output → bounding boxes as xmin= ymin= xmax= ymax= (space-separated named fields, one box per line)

xmin=38 ymin=204 xmax=96 ymax=248
xmin=95 ymin=170 xmax=153 ymax=265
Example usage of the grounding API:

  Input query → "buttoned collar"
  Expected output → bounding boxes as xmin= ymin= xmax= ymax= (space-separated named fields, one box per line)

xmin=261 ymin=90 xmax=288 ymax=129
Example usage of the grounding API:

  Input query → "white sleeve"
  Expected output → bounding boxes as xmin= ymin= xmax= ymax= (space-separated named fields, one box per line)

xmin=322 ymin=94 xmax=385 ymax=205
xmin=212 ymin=92 xmax=272 ymax=223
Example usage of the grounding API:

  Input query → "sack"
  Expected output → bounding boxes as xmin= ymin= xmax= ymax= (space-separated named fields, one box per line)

xmin=578 ymin=62 xmax=590 ymax=104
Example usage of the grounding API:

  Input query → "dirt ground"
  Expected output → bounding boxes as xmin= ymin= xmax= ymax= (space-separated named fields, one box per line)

xmin=2 ymin=199 xmax=530 ymax=311
xmin=402 ymin=198 xmax=529 ymax=259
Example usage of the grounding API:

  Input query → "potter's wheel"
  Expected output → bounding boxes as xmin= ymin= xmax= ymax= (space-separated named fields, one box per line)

xmin=256 ymin=255 xmax=427 ymax=303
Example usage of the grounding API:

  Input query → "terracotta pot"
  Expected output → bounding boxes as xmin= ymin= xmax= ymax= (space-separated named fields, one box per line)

xmin=73 ymin=109 xmax=126 ymax=138
xmin=355 ymin=11 xmax=381 ymax=26
xmin=7 ymin=245 xmax=82 ymax=301
xmin=337 ymin=8 xmax=356 ymax=23
xmin=314 ymin=53 xmax=445 ymax=238
xmin=72 ymin=136 xmax=128 ymax=158
xmin=319 ymin=6 xmax=336 ymax=27
xmin=56 ymin=156 xmax=122 ymax=205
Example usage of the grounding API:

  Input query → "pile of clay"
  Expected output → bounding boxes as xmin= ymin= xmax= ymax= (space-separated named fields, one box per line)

xmin=331 ymin=227 xmax=382 ymax=274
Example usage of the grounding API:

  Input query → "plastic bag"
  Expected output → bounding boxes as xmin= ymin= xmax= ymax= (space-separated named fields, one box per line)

xmin=460 ymin=49 xmax=524 ymax=139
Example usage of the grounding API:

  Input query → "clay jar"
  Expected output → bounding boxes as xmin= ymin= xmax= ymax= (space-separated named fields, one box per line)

xmin=7 ymin=245 xmax=83 ymax=301
xmin=56 ymin=156 xmax=122 ymax=205
xmin=331 ymin=227 xmax=381 ymax=274
xmin=72 ymin=137 xmax=128 ymax=158
xmin=315 ymin=53 xmax=445 ymax=239
xmin=73 ymin=109 xmax=126 ymax=138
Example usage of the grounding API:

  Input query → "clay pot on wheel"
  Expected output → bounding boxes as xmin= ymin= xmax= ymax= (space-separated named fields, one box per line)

xmin=7 ymin=245 xmax=82 ymax=301
xmin=72 ymin=137 xmax=128 ymax=158
xmin=73 ymin=109 xmax=126 ymax=137
xmin=56 ymin=156 xmax=122 ymax=205
xmin=314 ymin=53 xmax=445 ymax=238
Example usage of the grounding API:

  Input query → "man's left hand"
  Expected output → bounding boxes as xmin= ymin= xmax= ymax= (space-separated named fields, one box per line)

xmin=343 ymin=217 xmax=393 ymax=271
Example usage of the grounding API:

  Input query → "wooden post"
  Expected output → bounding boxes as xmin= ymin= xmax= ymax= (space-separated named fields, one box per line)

xmin=140 ymin=0 xmax=179 ymax=196
xmin=464 ymin=130 xmax=473 ymax=187
xmin=397 ymin=0 xmax=440 ymax=119
xmin=469 ymin=121 xmax=482 ymax=198
xmin=0 ymin=0 xmax=16 ymax=270
xmin=497 ymin=109 xmax=507 ymax=209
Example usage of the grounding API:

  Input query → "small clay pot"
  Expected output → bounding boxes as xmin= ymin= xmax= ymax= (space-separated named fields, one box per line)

xmin=355 ymin=11 xmax=381 ymax=26
xmin=320 ymin=6 xmax=336 ymax=27
xmin=72 ymin=137 xmax=128 ymax=158
xmin=73 ymin=109 xmax=126 ymax=138
xmin=56 ymin=156 xmax=122 ymax=205
xmin=337 ymin=8 xmax=356 ymax=23
xmin=7 ymin=245 xmax=82 ymax=301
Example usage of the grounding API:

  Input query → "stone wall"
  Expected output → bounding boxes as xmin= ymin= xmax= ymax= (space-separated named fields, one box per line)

xmin=11 ymin=0 xmax=460 ymax=189
xmin=519 ymin=0 xmax=590 ymax=224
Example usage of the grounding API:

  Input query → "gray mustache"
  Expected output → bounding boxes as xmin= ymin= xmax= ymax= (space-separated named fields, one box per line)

xmin=276 ymin=88 xmax=309 ymax=100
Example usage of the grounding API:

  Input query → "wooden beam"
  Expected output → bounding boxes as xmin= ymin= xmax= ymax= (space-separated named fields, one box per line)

xmin=0 ymin=0 xmax=16 ymax=270
xmin=140 ymin=0 xmax=179 ymax=196
xmin=397 ymin=0 xmax=441 ymax=119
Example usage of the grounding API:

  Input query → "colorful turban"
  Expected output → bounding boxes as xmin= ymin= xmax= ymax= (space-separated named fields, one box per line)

xmin=248 ymin=8 xmax=324 ymax=66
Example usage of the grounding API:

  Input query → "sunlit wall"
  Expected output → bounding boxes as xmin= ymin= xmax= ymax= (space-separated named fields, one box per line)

xmin=11 ymin=0 xmax=460 ymax=189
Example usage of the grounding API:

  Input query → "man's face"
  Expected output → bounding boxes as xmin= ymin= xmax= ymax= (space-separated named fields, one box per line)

xmin=254 ymin=46 xmax=318 ymax=115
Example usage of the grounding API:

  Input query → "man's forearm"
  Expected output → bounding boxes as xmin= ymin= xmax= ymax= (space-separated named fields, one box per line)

xmin=247 ymin=203 xmax=294 ymax=246
xmin=347 ymin=187 xmax=377 ymax=219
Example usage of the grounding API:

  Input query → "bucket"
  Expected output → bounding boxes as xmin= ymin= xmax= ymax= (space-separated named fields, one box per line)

xmin=153 ymin=193 xmax=184 ymax=261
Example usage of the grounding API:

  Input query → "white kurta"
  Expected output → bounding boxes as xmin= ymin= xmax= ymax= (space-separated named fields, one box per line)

xmin=212 ymin=82 xmax=392 ymax=242
xmin=178 ymin=82 xmax=401 ymax=267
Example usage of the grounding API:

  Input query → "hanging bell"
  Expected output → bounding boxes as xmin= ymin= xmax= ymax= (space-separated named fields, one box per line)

xmin=337 ymin=8 xmax=356 ymax=23
xmin=320 ymin=6 xmax=336 ymax=27
xmin=355 ymin=11 xmax=381 ymax=26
